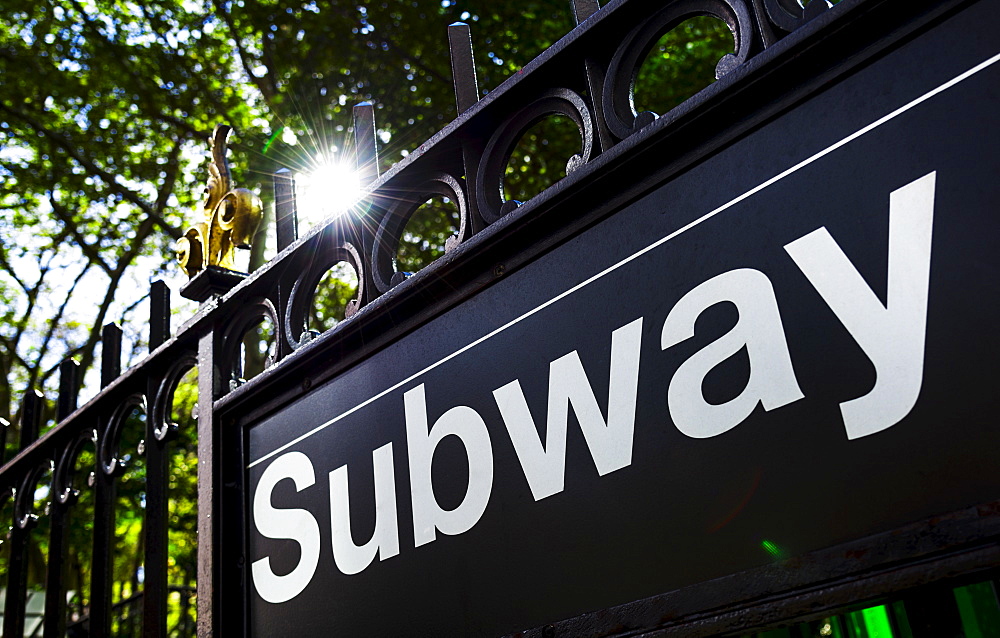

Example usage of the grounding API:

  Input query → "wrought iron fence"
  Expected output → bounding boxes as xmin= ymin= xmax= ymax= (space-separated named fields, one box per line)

xmin=58 ymin=586 xmax=197 ymax=638
xmin=1 ymin=0 xmax=962 ymax=635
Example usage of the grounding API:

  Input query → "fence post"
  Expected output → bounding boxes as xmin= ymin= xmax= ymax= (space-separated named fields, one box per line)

xmin=196 ymin=327 xmax=222 ymax=636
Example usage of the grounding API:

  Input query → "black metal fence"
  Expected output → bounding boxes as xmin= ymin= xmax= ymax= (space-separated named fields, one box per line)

xmin=2 ymin=0 xmax=993 ymax=635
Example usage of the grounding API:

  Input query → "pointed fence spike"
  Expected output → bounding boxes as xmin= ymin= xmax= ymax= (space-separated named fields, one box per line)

xmin=448 ymin=22 xmax=479 ymax=115
xmin=274 ymin=168 xmax=299 ymax=251
xmin=576 ymin=0 xmax=612 ymax=152
xmin=19 ymin=389 xmax=43 ymax=450
xmin=572 ymin=0 xmax=600 ymax=24
xmin=352 ymin=102 xmax=380 ymax=309
xmin=57 ymin=359 xmax=80 ymax=422
xmin=353 ymin=102 xmax=379 ymax=188
xmin=149 ymin=280 xmax=171 ymax=352
xmin=101 ymin=323 xmax=123 ymax=388
xmin=0 ymin=417 xmax=9 ymax=465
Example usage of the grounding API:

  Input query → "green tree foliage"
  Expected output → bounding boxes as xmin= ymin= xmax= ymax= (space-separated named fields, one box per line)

xmin=2 ymin=0 xmax=738 ymax=411
xmin=1 ymin=0 xmax=257 ymax=422
xmin=2 ymin=0 xmax=737 ymax=630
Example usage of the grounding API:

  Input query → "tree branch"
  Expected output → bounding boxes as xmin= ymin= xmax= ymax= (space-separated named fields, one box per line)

xmin=73 ymin=267 xmax=126 ymax=387
xmin=155 ymin=137 xmax=186 ymax=215
xmin=159 ymin=112 xmax=210 ymax=141
xmin=0 ymin=101 xmax=183 ymax=240
xmin=9 ymin=261 xmax=52 ymax=357
xmin=0 ymin=249 xmax=29 ymax=294
xmin=212 ymin=0 xmax=281 ymax=113
xmin=29 ymin=263 xmax=92 ymax=384
xmin=48 ymin=195 xmax=114 ymax=276
xmin=2 ymin=342 xmax=33 ymax=374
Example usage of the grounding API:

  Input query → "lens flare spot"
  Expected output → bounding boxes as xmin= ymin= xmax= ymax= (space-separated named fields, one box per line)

xmin=761 ymin=539 xmax=784 ymax=559
xmin=296 ymin=160 xmax=361 ymax=227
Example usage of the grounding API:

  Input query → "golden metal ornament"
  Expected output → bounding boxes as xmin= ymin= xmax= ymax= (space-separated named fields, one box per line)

xmin=177 ymin=124 xmax=263 ymax=277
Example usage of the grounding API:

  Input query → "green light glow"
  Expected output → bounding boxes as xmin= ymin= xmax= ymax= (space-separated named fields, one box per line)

xmin=860 ymin=605 xmax=894 ymax=638
xmin=734 ymin=578 xmax=1000 ymax=638
xmin=263 ymin=126 xmax=283 ymax=155
xmin=761 ymin=539 xmax=781 ymax=558
xmin=954 ymin=581 xmax=1000 ymax=638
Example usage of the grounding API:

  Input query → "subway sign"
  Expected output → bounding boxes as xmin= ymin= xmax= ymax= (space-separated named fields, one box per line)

xmin=244 ymin=7 xmax=1000 ymax=637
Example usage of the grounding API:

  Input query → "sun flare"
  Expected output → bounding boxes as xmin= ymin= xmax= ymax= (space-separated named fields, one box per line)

xmin=295 ymin=159 xmax=362 ymax=227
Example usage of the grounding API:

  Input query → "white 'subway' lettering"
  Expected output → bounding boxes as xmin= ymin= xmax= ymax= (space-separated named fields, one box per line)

xmin=251 ymin=172 xmax=937 ymax=602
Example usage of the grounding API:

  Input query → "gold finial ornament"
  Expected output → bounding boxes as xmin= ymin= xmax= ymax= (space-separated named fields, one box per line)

xmin=177 ymin=124 xmax=263 ymax=277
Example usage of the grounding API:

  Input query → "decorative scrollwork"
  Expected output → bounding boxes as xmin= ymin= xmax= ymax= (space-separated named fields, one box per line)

xmin=475 ymin=88 xmax=595 ymax=224
xmin=151 ymin=355 xmax=198 ymax=443
xmin=177 ymin=124 xmax=263 ymax=277
xmin=761 ymin=0 xmax=832 ymax=33
xmin=14 ymin=466 xmax=47 ymax=530
xmin=221 ymin=297 xmax=280 ymax=388
xmin=602 ymin=0 xmax=755 ymax=140
xmin=52 ymin=430 xmax=96 ymax=506
xmin=371 ymin=172 xmax=470 ymax=294
xmin=285 ymin=226 xmax=366 ymax=350
xmin=99 ymin=395 xmax=147 ymax=477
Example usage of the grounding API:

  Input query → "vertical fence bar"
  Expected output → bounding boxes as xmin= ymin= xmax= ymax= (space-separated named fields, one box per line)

xmin=3 ymin=505 xmax=31 ymax=638
xmin=448 ymin=22 xmax=480 ymax=115
xmin=353 ymin=102 xmax=381 ymax=305
xmin=448 ymin=23 xmax=488 ymax=236
xmin=274 ymin=168 xmax=298 ymax=252
xmin=17 ymin=390 xmax=42 ymax=449
xmin=571 ymin=0 xmax=600 ymax=23
xmin=42 ymin=359 xmax=80 ymax=638
xmin=353 ymin=102 xmax=380 ymax=188
xmin=196 ymin=328 xmax=221 ymax=636
xmin=748 ymin=0 xmax=779 ymax=47
xmin=101 ymin=323 xmax=123 ymax=387
xmin=57 ymin=359 xmax=80 ymax=417
xmin=3 ymin=389 xmax=43 ymax=638
xmin=2 ymin=502 xmax=29 ymax=638
xmin=0 ymin=417 xmax=8 ymax=465
xmin=572 ymin=0 xmax=615 ymax=154
xmin=150 ymin=280 xmax=171 ymax=352
xmin=143 ymin=377 xmax=168 ymax=638
xmin=274 ymin=168 xmax=298 ymax=359
xmin=219 ymin=369 xmax=248 ymax=638
xmin=90 ymin=452 xmax=115 ymax=638
xmin=91 ymin=323 xmax=122 ymax=638
xmin=144 ymin=290 xmax=174 ymax=638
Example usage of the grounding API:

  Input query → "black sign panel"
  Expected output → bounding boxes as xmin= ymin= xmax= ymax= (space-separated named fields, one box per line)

xmin=245 ymin=5 xmax=1000 ymax=636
